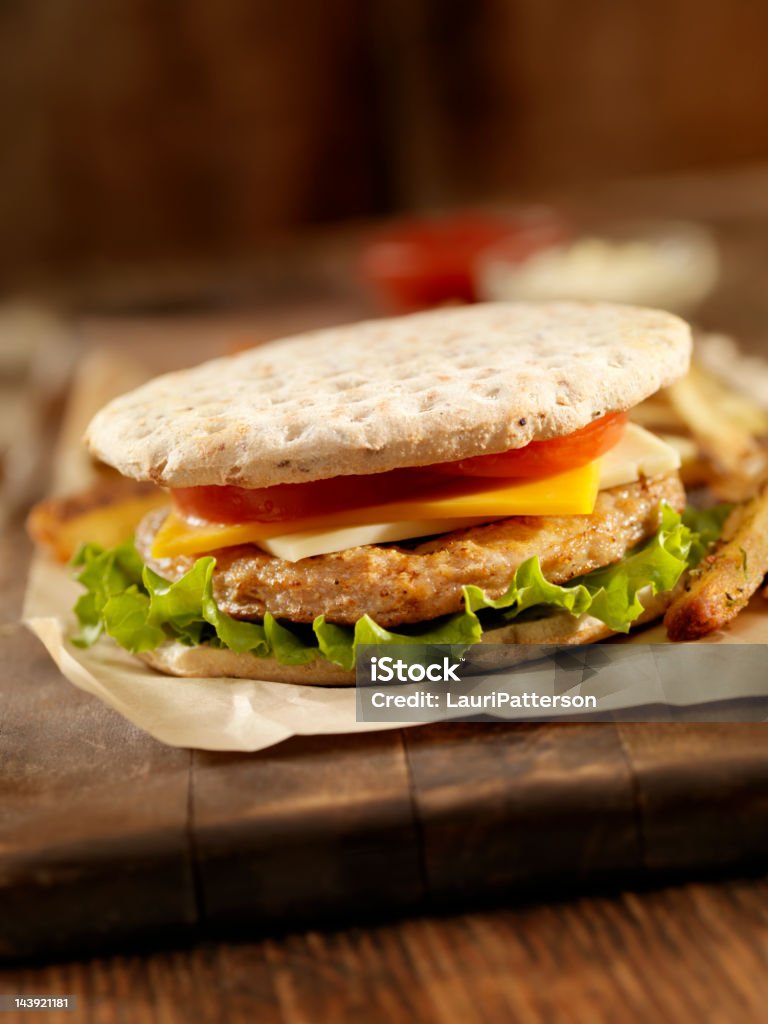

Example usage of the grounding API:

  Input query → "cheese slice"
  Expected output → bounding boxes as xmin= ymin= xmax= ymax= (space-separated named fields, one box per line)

xmin=151 ymin=461 xmax=601 ymax=559
xmin=599 ymin=423 xmax=680 ymax=488
xmin=257 ymin=424 xmax=679 ymax=560
xmin=258 ymin=517 xmax=497 ymax=561
xmin=151 ymin=425 xmax=680 ymax=562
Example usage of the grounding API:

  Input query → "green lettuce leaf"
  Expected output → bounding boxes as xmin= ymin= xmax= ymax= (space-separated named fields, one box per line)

xmin=312 ymin=609 xmax=484 ymax=673
xmin=464 ymin=555 xmax=593 ymax=619
xmin=102 ymin=589 xmax=166 ymax=652
xmin=575 ymin=503 xmax=693 ymax=631
xmin=264 ymin=614 xmax=318 ymax=666
xmin=71 ymin=540 xmax=166 ymax=653
xmin=70 ymin=502 xmax=725 ymax=669
xmin=682 ymin=503 xmax=732 ymax=566
xmin=462 ymin=502 xmax=696 ymax=634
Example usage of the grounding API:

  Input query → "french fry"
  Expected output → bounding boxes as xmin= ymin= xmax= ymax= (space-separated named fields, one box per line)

xmin=658 ymin=363 xmax=768 ymax=500
xmin=634 ymin=346 xmax=768 ymax=503
xmin=27 ymin=480 xmax=169 ymax=563
xmin=630 ymin=394 xmax=686 ymax=432
xmin=664 ymin=484 xmax=768 ymax=640
xmin=695 ymin=332 xmax=768 ymax=413
xmin=667 ymin=365 xmax=768 ymax=471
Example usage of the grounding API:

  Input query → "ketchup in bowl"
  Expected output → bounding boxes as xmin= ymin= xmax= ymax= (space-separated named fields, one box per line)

xmin=360 ymin=209 xmax=568 ymax=313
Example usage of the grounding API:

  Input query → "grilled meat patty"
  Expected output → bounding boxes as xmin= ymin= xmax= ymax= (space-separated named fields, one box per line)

xmin=137 ymin=473 xmax=684 ymax=628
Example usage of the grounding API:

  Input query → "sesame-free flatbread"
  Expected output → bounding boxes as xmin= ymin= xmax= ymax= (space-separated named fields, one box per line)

xmin=86 ymin=302 xmax=691 ymax=489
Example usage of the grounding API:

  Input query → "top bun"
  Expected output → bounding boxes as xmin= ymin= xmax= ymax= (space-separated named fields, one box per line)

xmin=86 ymin=301 xmax=691 ymax=489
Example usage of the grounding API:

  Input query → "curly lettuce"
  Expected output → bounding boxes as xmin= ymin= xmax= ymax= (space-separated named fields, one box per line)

xmin=71 ymin=503 xmax=728 ymax=672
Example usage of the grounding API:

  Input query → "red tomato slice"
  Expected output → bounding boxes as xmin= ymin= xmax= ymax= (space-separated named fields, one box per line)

xmin=429 ymin=412 xmax=628 ymax=478
xmin=172 ymin=412 xmax=626 ymax=525
xmin=360 ymin=210 xmax=567 ymax=312
xmin=172 ymin=469 xmax=433 ymax=526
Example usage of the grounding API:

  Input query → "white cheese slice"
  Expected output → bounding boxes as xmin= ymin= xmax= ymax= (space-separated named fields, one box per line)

xmin=257 ymin=517 xmax=494 ymax=561
xmin=598 ymin=423 xmax=680 ymax=489
xmin=257 ymin=424 xmax=680 ymax=562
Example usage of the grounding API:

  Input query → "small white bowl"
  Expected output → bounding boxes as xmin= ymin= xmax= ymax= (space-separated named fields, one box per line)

xmin=475 ymin=220 xmax=720 ymax=314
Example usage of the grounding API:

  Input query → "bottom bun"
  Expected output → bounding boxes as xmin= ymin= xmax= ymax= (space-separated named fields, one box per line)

xmin=137 ymin=590 xmax=672 ymax=686
xmin=139 ymin=644 xmax=356 ymax=685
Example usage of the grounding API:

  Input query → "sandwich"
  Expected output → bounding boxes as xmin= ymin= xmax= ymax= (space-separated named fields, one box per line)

xmin=72 ymin=301 xmax=719 ymax=685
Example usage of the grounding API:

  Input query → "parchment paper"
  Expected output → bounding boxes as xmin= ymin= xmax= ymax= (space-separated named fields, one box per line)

xmin=23 ymin=556 xmax=406 ymax=751
xmin=24 ymin=553 xmax=768 ymax=750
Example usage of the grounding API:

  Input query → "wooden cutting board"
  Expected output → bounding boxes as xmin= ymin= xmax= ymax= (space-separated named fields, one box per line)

xmin=3 ymin=312 xmax=768 ymax=962
xmin=3 ymin=525 xmax=768 ymax=962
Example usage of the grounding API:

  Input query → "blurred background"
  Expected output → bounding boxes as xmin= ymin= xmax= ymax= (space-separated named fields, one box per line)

xmin=4 ymin=0 xmax=768 ymax=523
xmin=2 ymin=0 xmax=768 ymax=303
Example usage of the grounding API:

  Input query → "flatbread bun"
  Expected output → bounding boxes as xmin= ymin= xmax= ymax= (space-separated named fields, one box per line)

xmin=138 ymin=590 xmax=672 ymax=685
xmin=87 ymin=301 xmax=691 ymax=490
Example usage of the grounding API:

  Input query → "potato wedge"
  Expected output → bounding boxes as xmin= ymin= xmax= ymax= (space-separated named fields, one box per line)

xmin=665 ymin=485 xmax=768 ymax=640
xmin=27 ymin=480 xmax=169 ymax=562
xmin=630 ymin=394 xmax=686 ymax=433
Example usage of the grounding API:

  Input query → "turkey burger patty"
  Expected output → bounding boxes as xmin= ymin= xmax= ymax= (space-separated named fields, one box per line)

xmin=137 ymin=473 xmax=684 ymax=628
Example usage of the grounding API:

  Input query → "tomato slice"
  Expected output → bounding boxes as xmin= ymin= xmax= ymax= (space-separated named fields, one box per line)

xmin=172 ymin=469 xmax=433 ymax=526
xmin=172 ymin=412 xmax=627 ymax=525
xmin=360 ymin=211 xmax=567 ymax=313
xmin=429 ymin=412 xmax=628 ymax=478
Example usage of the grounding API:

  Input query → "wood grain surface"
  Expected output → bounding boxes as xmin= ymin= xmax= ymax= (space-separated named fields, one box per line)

xmin=1 ymin=876 xmax=767 ymax=1023
xmin=0 ymin=531 xmax=196 ymax=960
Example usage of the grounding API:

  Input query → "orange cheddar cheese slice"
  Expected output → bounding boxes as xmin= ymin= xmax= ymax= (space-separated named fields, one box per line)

xmin=151 ymin=460 xmax=601 ymax=559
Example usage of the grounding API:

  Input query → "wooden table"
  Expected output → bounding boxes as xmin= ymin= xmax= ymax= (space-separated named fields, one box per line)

xmin=1 ymin=876 xmax=767 ymax=1022
xmin=2 ymin=171 xmax=768 ymax=1021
